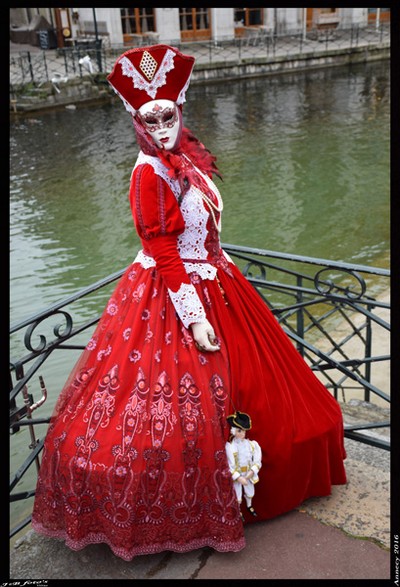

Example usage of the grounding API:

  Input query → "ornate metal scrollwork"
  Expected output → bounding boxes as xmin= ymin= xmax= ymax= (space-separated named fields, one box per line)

xmin=313 ymin=267 xmax=367 ymax=300
xmin=242 ymin=260 xmax=267 ymax=281
xmin=24 ymin=310 xmax=73 ymax=352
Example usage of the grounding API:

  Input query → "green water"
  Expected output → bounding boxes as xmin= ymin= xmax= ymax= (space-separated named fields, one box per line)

xmin=9 ymin=59 xmax=390 ymax=531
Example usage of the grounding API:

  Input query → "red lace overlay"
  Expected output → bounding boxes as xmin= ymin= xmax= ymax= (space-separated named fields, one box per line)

xmin=32 ymin=265 xmax=247 ymax=559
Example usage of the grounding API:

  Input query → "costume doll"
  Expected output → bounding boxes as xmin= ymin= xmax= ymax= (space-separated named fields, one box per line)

xmin=31 ymin=44 xmax=346 ymax=561
xmin=225 ymin=411 xmax=262 ymax=521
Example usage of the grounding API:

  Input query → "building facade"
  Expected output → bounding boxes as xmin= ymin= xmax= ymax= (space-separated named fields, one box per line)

xmin=10 ymin=7 xmax=391 ymax=49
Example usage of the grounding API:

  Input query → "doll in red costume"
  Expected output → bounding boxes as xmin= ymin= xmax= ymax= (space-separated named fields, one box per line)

xmin=31 ymin=44 xmax=346 ymax=561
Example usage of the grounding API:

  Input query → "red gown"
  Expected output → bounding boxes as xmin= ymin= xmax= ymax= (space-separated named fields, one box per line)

xmin=31 ymin=151 xmax=346 ymax=561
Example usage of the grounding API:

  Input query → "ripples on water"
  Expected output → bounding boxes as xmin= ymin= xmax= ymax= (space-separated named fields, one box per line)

xmin=9 ymin=61 xmax=390 ymax=526
xmin=10 ymin=61 xmax=390 ymax=325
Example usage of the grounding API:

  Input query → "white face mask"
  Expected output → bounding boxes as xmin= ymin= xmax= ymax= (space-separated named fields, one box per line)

xmin=138 ymin=99 xmax=181 ymax=151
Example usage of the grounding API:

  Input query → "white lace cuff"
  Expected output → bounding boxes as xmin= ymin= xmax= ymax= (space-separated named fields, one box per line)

xmin=168 ymin=283 xmax=207 ymax=329
xmin=133 ymin=250 xmax=218 ymax=280
xmin=134 ymin=249 xmax=156 ymax=269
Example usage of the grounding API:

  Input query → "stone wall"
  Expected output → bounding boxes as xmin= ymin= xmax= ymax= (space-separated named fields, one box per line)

xmin=10 ymin=44 xmax=390 ymax=116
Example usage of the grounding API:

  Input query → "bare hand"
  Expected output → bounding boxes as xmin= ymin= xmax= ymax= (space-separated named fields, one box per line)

xmin=245 ymin=470 xmax=254 ymax=480
xmin=191 ymin=320 xmax=220 ymax=352
xmin=238 ymin=475 xmax=248 ymax=486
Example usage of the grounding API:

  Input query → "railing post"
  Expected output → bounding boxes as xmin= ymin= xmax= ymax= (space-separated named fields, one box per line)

xmin=96 ymin=41 xmax=103 ymax=73
xmin=42 ymin=50 xmax=49 ymax=82
xmin=364 ymin=302 xmax=373 ymax=402
xmin=296 ymin=275 xmax=305 ymax=357
xmin=13 ymin=364 xmax=42 ymax=472
xmin=27 ymin=51 xmax=34 ymax=83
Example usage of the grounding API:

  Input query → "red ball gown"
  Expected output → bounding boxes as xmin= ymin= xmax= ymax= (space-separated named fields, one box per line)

xmin=31 ymin=150 xmax=347 ymax=560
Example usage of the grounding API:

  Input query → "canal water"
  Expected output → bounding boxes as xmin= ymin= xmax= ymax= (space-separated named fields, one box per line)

xmin=9 ymin=59 xmax=390 ymax=531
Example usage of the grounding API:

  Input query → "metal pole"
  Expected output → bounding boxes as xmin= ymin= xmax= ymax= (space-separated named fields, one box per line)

xmin=92 ymin=7 xmax=99 ymax=40
xmin=27 ymin=51 xmax=34 ymax=83
xmin=92 ymin=7 xmax=102 ymax=72
xmin=296 ymin=275 xmax=305 ymax=357
xmin=21 ymin=385 xmax=41 ymax=474
xmin=273 ymin=7 xmax=277 ymax=55
xmin=364 ymin=305 xmax=373 ymax=402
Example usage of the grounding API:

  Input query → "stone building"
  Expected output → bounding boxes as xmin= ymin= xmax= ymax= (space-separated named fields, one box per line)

xmin=10 ymin=7 xmax=390 ymax=50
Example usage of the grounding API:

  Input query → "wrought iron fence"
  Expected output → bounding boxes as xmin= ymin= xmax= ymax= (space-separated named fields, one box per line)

xmin=9 ymin=23 xmax=390 ymax=91
xmin=9 ymin=244 xmax=390 ymax=538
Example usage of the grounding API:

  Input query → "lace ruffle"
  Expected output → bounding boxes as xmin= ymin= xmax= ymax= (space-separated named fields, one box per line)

xmin=133 ymin=251 xmax=217 ymax=280
xmin=134 ymin=152 xmax=181 ymax=198
xmin=134 ymin=249 xmax=156 ymax=269
xmin=32 ymin=520 xmax=246 ymax=561
xmin=183 ymin=262 xmax=217 ymax=280
xmin=119 ymin=48 xmax=175 ymax=101
xmin=168 ymin=282 xmax=206 ymax=329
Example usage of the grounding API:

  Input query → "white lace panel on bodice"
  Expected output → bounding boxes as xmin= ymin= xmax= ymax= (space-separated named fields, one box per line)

xmin=132 ymin=152 xmax=225 ymax=327
xmin=133 ymin=152 xmax=221 ymax=280
xmin=177 ymin=185 xmax=212 ymax=261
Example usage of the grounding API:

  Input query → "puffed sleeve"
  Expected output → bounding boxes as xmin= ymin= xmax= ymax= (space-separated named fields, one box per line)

xmin=250 ymin=440 xmax=262 ymax=483
xmin=130 ymin=163 xmax=207 ymax=329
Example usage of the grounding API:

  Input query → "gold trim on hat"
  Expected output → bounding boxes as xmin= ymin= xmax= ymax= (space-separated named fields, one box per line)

xmin=227 ymin=411 xmax=252 ymax=430
xmin=140 ymin=50 xmax=158 ymax=81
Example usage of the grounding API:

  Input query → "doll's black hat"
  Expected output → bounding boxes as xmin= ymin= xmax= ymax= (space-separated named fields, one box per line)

xmin=227 ymin=411 xmax=252 ymax=431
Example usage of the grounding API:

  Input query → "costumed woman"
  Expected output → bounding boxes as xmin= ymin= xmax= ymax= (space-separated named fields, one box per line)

xmin=31 ymin=44 xmax=347 ymax=561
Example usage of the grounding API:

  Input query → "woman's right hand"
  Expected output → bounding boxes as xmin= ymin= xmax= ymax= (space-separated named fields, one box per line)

xmin=191 ymin=320 xmax=220 ymax=352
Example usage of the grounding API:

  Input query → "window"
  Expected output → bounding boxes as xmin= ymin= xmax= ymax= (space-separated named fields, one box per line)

xmin=179 ymin=8 xmax=211 ymax=41
xmin=306 ymin=8 xmax=340 ymax=30
xmin=120 ymin=8 xmax=155 ymax=36
xmin=320 ymin=8 xmax=337 ymax=14
xmin=368 ymin=8 xmax=390 ymax=23
xmin=234 ymin=8 xmax=263 ymax=27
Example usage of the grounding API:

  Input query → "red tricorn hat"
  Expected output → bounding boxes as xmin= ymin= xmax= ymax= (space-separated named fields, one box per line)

xmin=107 ymin=44 xmax=195 ymax=115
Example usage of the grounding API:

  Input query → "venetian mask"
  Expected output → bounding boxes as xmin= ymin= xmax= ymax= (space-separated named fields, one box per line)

xmin=138 ymin=99 xmax=182 ymax=151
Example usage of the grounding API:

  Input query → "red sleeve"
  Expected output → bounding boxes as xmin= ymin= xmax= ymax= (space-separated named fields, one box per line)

xmin=129 ymin=163 xmax=191 ymax=292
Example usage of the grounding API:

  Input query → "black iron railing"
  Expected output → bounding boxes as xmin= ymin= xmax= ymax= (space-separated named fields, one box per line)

xmin=222 ymin=245 xmax=389 ymax=411
xmin=9 ymin=245 xmax=390 ymax=538
xmin=10 ymin=23 xmax=390 ymax=91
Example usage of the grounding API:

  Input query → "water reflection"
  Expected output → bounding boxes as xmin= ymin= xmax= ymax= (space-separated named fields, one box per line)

xmin=186 ymin=62 xmax=390 ymax=265
xmin=10 ymin=60 xmax=390 ymax=329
